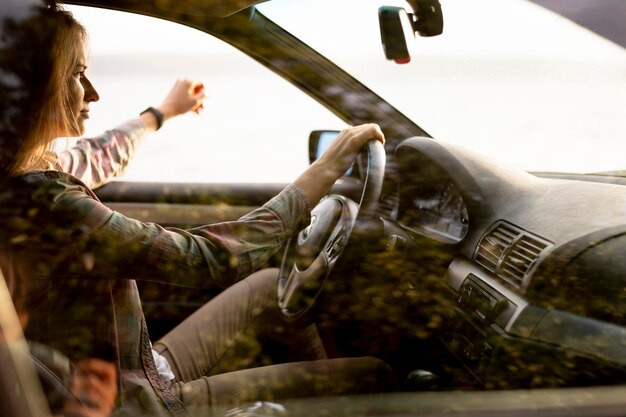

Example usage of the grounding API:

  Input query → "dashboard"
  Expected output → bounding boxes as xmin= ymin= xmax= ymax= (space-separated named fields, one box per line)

xmin=383 ymin=136 xmax=626 ymax=388
xmin=398 ymin=175 xmax=469 ymax=244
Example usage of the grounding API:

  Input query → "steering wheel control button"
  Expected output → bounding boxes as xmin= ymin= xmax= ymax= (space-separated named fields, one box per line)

xmin=326 ymin=227 xmax=347 ymax=258
xmin=301 ymin=215 xmax=317 ymax=241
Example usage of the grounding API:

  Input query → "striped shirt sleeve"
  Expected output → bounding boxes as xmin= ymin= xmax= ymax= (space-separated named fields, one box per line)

xmin=56 ymin=119 xmax=148 ymax=189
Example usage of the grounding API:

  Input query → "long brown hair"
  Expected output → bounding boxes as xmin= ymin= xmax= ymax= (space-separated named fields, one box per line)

xmin=0 ymin=5 xmax=87 ymax=176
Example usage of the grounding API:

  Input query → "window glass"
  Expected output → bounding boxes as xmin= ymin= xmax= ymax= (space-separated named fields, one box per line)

xmin=259 ymin=0 xmax=626 ymax=174
xmin=65 ymin=5 xmax=345 ymax=183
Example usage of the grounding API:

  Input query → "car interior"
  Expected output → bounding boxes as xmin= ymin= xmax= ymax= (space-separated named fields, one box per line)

xmin=2 ymin=0 xmax=626 ymax=416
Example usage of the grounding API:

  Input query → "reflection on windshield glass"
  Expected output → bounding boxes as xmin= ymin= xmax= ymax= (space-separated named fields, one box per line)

xmin=260 ymin=0 xmax=626 ymax=174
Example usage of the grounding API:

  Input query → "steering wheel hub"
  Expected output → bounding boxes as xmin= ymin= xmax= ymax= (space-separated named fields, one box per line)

xmin=294 ymin=201 xmax=342 ymax=270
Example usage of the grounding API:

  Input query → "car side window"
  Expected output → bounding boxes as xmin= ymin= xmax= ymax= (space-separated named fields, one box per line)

xmin=65 ymin=5 xmax=345 ymax=183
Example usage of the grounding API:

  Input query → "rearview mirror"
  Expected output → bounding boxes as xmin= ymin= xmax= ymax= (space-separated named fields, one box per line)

xmin=379 ymin=1 xmax=444 ymax=63
xmin=379 ymin=6 xmax=416 ymax=64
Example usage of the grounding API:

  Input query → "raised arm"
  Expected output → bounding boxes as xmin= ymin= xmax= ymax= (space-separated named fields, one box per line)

xmin=57 ymin=119 xmax=148 ymax=189
xmin=57 ymin=79 xmax=205 ymax=188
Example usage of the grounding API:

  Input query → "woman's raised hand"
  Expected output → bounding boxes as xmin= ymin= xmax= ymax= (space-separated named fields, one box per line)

xmin=157 ymin=78 xmax=206 ymax=121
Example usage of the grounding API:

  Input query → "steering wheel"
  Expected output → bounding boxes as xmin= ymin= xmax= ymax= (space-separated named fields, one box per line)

xmin=277 ymin=140 xmax=386 ymax=321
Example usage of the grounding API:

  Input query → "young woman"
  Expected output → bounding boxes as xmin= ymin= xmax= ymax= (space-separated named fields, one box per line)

xmin=0 ymin=4 xmax=394 ymax=416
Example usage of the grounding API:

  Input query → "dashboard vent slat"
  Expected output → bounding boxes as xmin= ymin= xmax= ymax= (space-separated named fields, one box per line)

xmin=475 ymin=221 xmax=552 ymax=288
xmin=475 ymin=223 xmax=517 ymax=273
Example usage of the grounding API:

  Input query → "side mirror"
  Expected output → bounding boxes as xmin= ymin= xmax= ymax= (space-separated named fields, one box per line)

xmin=379 ymin=0 xmax=444 ymax=63
xmin=308 ymin=130 xmax=340 ymax=165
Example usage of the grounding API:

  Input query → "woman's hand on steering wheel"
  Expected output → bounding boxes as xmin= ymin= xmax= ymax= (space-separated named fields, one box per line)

xmin=294 ymin=124 xmax=385 ymax=208
xmin=316 ymin=124 xmax=385 ymax=179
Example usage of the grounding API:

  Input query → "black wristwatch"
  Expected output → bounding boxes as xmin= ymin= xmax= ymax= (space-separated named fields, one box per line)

xmin=140 ymin=106 xmax=164 ymax=130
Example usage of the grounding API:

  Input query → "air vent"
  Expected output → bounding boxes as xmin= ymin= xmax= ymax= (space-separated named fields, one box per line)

xmin=475 ymin=221 xmax=552 ymax=288
xmin=475 ymin=222 xmax=519 ymax=272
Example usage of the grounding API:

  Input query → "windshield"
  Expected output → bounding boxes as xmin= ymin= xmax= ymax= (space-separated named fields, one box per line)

xmin=258 ymin=0 xmax=626 ymax=174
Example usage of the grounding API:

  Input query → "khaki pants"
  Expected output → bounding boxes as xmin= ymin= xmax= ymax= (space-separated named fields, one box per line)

xmin=153 ymin=268 xmax=396 ymax=410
